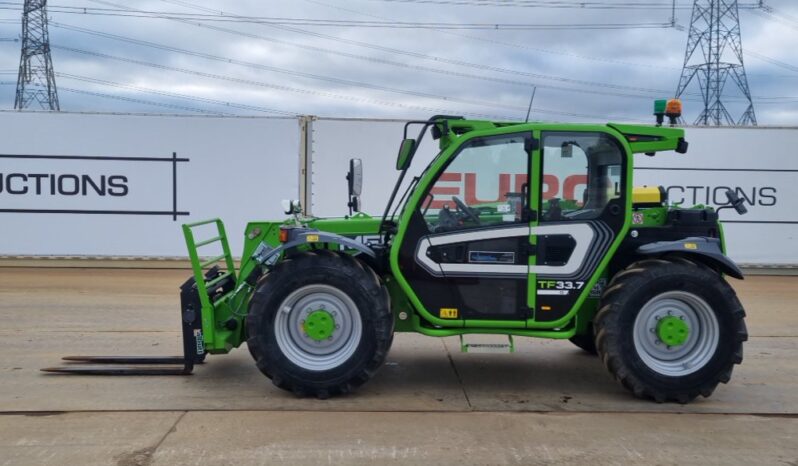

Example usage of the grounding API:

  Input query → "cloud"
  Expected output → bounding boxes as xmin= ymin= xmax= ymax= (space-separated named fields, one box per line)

xmin=2 ymin=0 xmax=796 ymax=124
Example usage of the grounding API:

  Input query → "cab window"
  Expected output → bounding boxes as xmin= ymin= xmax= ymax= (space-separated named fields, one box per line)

xmin=540 ymin=132 xmax=622 ymax=222
xmin=421 ymin=134 xmax=529 ymax=233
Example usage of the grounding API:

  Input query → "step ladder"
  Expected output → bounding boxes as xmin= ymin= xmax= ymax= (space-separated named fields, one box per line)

xmin=459 ymin=335 xmax=515 ymax=353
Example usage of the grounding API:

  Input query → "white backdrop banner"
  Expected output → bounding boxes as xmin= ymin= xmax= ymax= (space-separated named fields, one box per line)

xmin=0 ymin=112 xmax=300 ymax=257
xmin=1 ymin=113 xmax=795 ymax=265
xmin=311 ymin=119 xmax=798 ymax=266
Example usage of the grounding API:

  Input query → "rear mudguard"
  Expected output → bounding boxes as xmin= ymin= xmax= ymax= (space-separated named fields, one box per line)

xmin=637 ymin=237 xmax=744 ymax=280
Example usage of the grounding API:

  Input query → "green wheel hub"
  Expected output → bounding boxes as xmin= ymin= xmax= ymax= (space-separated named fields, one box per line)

xmin=303 ymin=310 xmax=336 ymax=341
xmin=656 ymin=315 xmax=690 ymax=347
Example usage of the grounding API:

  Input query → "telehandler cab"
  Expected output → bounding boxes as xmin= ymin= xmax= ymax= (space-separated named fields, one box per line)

xmin=46 ymin=105 xmax=749 ymax=403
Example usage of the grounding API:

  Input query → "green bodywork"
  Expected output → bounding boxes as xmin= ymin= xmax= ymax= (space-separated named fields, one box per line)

xmin=181 ymin=119 xmax=710 ymax=354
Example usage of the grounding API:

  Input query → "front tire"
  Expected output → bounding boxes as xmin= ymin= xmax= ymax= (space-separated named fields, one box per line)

xmin=246 ymin=251 xmax=393 ymax=398
xmin=594 ymin=258 xmax=747 ymax=403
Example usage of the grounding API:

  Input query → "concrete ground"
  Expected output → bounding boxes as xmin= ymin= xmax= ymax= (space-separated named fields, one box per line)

xmin=0 ymin=268 xmax=795 ymax=465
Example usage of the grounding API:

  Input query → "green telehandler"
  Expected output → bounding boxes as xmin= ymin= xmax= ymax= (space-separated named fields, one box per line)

xmin=46 ymin=105 xmax=750 ymax=403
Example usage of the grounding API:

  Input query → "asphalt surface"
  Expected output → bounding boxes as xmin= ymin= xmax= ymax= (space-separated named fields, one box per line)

xmin=0 ymin=268 xmax=796 ymax=465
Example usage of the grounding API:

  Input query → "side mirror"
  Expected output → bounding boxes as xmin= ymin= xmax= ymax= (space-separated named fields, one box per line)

xmin=346 ymin=158 xmax=363 ymax=215
xmin=396 ymin=138 xmax=416 ymax=171
xmin=725 ymin=189 xmax=748 ymax=215
xmin=281 ymin=199 xmax=302 ymax=215
xmin=716 ymin=189 xmax=747 ymax=216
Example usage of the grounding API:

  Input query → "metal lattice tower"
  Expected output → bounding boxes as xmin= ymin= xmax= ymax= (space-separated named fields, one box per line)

xmin=675 ymin=0 xmax=756 ymax=126
xmin=14 ymin=0 xmax=59 ymax=111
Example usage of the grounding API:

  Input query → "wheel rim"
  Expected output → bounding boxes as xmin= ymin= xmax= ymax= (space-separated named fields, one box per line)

xmin=273 ymin=284 xmax=362 ymax=372
xmin=633 ymin=291 xmax=719 ymax=377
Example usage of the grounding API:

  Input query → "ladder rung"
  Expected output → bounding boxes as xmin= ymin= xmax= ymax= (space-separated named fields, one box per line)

xmin=205 ymin=271 xmax=233 ymax=289
xmin=195 ymin=236 xmax=223 ymax=248
xmin=200 ymin=254 xmax=226 ymax=269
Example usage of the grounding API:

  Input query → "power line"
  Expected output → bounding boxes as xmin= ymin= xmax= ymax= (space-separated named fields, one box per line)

xmin=304 ymin=0 xmax=680 ymax=71
xmin=365 ymin=0 xmax=763 ymax=9
xmin=367 ymin=0 xmax=693 ymax=9
xmin=152 ymin=0 xmax=674 ymax=95
xmin=0 ymin=4 xmax=675 ymax=29
xmin=53 ymin=44 xmax=647 ymax=121
xmin=52 ymin=22 xmax=676 ymax=103
xmin=746 ymin=7 xmax=798 ymax=32
xmin=156 ymin=0 xmax=786 ymax=105
xmin=59 ymin=86 xmax=232 ymax=115
xmin=56 ymin=73 xmax=299 ymax=116
xmin=746 ymin=50 xmax=798 ymax=74
xmin=88 ymin=0 xmax=688 ymax=110
xmin=58 ymin=0 xmax=791 ymax=111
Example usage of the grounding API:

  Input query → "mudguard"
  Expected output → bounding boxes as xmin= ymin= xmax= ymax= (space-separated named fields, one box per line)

xmin=253 ymin=229 xmax=376 ymax=266
xmin=637 ymin=237 xmax=744 ymax=280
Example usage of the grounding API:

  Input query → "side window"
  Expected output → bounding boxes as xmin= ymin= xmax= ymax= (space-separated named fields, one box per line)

xmin=421 ymin=134 xmax=528 ymax=233
xmin=540 ymin=132 xmax=622 ymax=222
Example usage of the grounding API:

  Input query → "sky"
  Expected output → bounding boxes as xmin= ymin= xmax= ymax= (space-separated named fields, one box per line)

xmin=0 ymin=0 xmax=796 ymax=125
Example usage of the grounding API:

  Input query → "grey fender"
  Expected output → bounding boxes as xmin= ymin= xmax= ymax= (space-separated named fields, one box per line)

xmin=253 ymin=230 xmax=376 ymax=266
xmin=636 ymin=237 xmax=744 ymax=280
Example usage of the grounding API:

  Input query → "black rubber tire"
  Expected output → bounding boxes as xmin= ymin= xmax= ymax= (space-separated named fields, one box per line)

xmin=246 ymin=251 xmax=393 ymax=398
xmin=594 ymin=258 xmax=747 ymax=403
xmin=569 ymin=324 xmax=597 ymax=355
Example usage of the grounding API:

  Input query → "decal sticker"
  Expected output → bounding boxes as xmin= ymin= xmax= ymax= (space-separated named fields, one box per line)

xmin=538 ymin=280 xmax=585 ymax=290
xmin=684 ymin=242 xmax=698 ymax=250
xmin=306 ymin=234 xmax=320 ymax=243
xmin=193 ymin=329 xmax=205 ymax=355
xmin=468 ymin=251 xmax=515 ymax=264
xmin=632 ymin=212 xmax=645 ymax=225
xmin=537 ymin=280 xmax=584 ymax=295
xmin=496 ymin=204 xmax=512 ymax=213
xmin=440 ymin=308 xmax=459 ymax=319
xmin=589 ymin=278 xmax=607 ymax=298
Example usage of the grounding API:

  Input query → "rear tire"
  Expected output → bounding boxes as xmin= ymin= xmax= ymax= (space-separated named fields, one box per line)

xmin=246 ymin=251 xmax=393 ymax=398
xmin=595 ymin=258 xmax=747 ymax=403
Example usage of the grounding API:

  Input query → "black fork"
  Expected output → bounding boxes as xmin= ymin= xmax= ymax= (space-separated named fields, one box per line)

xmin=41 ymin=275 xmax=208 ymax=376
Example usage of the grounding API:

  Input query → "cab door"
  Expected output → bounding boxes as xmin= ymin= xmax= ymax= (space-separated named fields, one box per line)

xmin=531 ymin=131 xmax=627 ymax=323
xmin=397 ymin=132 xmax=536 ymax=323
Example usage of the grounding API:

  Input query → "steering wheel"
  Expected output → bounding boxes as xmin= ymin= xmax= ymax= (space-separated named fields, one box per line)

xmin=453 ymin=196 xmax=480 ymax=224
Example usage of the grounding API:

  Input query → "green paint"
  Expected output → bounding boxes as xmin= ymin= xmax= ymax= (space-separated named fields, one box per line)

xmin=657 ymin=316 xmax=690 ymax=346
xmin=180 ymin=116 xmax=732 ymax=356
xmin=304 ymin=310 xmax=336 ymax=341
